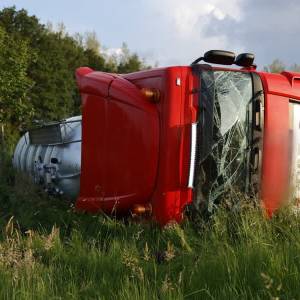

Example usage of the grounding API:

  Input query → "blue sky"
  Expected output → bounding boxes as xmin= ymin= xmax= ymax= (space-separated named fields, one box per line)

xmin=1 ymin=0 xmax=299 ymax=68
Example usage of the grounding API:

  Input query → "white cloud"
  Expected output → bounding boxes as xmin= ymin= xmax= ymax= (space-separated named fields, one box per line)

xmin=155 ymin=0 xmax=242 ymax=35
xmin=139 ymin=0 xmax=243 ymax=66
xmin=203 ymin=0 xmax=300 ymax=68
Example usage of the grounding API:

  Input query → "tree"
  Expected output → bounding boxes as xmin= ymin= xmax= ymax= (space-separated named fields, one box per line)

xmin=264 ymin=60 xmax=300 ymax=74
xmin=56 ymin=22 xmax=67 ymax=38
xmin=84 ymin=31 xmax=100 ymax=54
xmin=0 ymin=7 xmax=92 ymax=121
xmin=264 ymin=59 xmax=285 ymax=73
xmin=117 ymin=42 xmax=147 ymax=73
xmin=0 ymin=26 xmax=33 ymax=144
xmin=0 ymin=7 xmax=148 ymax=128
xmin=290 ymin=64 xmax=300 ymax=72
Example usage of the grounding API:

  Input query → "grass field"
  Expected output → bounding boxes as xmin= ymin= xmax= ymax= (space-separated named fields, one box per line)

xmin=1 ymin=155 xmax=300 ymax=299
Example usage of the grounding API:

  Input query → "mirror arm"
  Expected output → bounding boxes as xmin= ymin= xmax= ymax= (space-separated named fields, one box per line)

xmin=191 ymin=57 xmax=204 ymax=66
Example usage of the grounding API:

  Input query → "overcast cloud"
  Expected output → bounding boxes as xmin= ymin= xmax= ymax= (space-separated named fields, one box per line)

xmin=204 ymin=0 xmax=300 ymax=68
xmin=0 ymin=0 xmax=299 ymax=68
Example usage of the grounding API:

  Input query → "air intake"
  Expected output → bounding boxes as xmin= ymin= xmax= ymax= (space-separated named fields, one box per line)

xmin=29 ymin=124 xmax=62 ymax=145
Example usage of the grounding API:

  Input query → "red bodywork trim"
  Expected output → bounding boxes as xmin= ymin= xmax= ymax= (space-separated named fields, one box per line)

xmin=75 ymin=67 xmax=195 ymax=224
xmin=258 ymin=71 xmax=300 ymax=215
xmin=124 ymin=67 xmax=197 ymax=224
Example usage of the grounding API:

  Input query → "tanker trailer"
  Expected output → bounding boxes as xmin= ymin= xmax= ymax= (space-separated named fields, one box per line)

xmin=13 ymin=116 xmax=82 ymax=199
xmin=12 ymin=50 xmax=300 ymax=225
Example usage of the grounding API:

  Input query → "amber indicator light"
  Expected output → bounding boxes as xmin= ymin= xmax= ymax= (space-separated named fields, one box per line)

xmin=141 ymin=88 xmax=160 ymax=103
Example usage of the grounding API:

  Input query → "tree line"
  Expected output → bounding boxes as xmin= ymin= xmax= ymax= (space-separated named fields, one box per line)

xmin=0 ymin=7 xmax=148 ymax=147
xmin=0 ymin=6 xmax=299 ymax=149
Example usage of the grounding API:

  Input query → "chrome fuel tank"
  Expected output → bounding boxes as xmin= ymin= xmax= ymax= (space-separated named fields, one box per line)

xmin=13 ymin=116 xmax=82 ymax=199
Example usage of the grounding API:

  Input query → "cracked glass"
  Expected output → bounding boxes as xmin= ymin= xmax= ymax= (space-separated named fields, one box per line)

xmin=194 ymin=70 xmax=253 ymax=212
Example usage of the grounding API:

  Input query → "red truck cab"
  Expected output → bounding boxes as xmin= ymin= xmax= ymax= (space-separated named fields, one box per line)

xmin=75 ymin=51 xmax=300 ymax=225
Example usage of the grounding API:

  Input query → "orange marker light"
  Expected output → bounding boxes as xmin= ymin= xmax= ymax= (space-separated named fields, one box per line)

xmin=132 ymin=204 xmax=152 ymax=215
xmin=141 ymin=88 xmax=160 ymax=103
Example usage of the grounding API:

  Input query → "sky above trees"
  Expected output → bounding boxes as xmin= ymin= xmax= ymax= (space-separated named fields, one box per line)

xmin=0 ymin=0 xmax=299 ymax=68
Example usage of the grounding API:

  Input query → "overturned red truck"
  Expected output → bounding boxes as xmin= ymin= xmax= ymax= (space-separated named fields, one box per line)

xmin=13 ymin=50 xmax=300 ymax=225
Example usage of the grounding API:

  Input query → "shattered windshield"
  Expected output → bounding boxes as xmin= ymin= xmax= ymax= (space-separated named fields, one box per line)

xmin=194 ymin=70 xmax=253 ymax=212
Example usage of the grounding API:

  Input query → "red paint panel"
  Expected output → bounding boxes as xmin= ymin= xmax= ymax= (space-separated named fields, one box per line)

xmin=76 ymin=66 xmax=197 ymax=224
xmin=75 ymin=69 xmax=159 ymax=214
xmin=103 ymin=98 xmax=159 ymax=212
xmin=120 ymin=67 xmax=196 ymax=224
xmin=260 ymin=71 xmax=300 ymax=100
xmin=76 ymin=68 xmax=115 ymax=97
xmin=109 ymin=77 xmax=157 ymax=111
xmin=261 ymin=94 xmax=290 ymax=216
xmin=76 ymin=92 xmax=107 ymax=212
xmin=145 ymin=68 xmax=192 ymax=224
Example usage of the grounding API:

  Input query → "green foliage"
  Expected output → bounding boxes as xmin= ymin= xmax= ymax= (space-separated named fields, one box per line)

xmin=1 ymin=155 xmax=300 ymax=299
xmin=0 ymin=6 xmax=147 ymax=146
xmin=0 ymin=26 xmax=33 ymax=128
xmin=0 ymin=7 xmax=103 ymax=122
xmin=117 ymin=42 xmax=147 ymax=73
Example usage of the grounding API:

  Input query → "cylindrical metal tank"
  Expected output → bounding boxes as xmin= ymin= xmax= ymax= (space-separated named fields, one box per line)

xmin=13 ymin=116 xmax=82 ymax=199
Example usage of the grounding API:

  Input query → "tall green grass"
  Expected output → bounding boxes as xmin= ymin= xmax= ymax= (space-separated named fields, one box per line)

xmin=1 ymin=154 xmax=300 ymax=299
